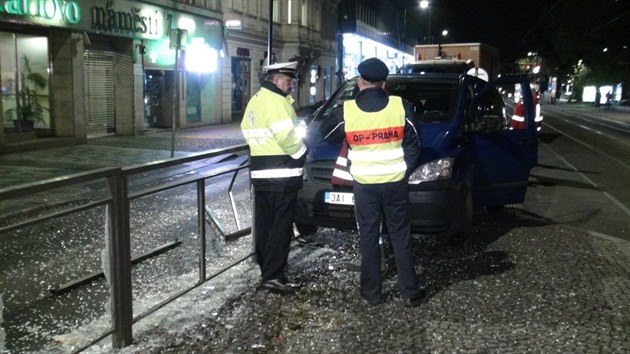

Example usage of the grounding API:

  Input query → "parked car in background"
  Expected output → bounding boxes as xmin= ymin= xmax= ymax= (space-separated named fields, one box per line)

xmin=295 ymin=72 xmax=539 ymax=241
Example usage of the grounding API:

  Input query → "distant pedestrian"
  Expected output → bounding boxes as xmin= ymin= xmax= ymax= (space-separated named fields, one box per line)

xmin=555 ymin=89 xmax=561 ymax=105
xmin=320 ymin=57 xmax=426 ymax=307
xmin=595 ymin=90 xmax=601 ymax=109
xmin=605 ymin=91 xmax=613 ymax=110
xmin=241 ymin=61 xmax=307 ymax=294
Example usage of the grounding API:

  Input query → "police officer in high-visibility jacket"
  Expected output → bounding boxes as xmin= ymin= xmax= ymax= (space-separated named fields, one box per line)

xmin=320 ymin=58 xmax=426 ymax=307
xmin=241 ymin=61 xmax=307 ymax=294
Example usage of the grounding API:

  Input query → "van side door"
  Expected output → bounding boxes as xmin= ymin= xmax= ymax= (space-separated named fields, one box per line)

xmin=465 ymin=76 xmax=538 ymax=207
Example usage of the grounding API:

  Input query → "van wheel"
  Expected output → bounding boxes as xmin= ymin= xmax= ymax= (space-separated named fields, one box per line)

xmin=295 ymin=223 xmax=318 ymax=236
xmin=438 ymin=187 xmax=473 ymax=246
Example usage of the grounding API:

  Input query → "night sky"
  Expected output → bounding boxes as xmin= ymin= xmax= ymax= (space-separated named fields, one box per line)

xmin=401 ymin=0 xmax=551 ymax=64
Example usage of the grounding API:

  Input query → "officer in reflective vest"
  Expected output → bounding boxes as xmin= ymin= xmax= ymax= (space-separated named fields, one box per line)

xmin=320 ymin=58 xmax=426 ymax=306
xmin=241 ymin=61 xmax=307 ymax=293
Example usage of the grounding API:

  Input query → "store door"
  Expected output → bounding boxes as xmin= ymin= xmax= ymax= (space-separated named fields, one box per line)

xmin=84 ymin=50 xmax=116 ymax=136
xmin=231 ymin=57 xmax=251 ymax=121
xmin=144 ymin=70 xmax=165 ymax=128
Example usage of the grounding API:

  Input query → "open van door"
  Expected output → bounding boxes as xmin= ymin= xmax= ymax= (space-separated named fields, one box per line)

xmin=466 ymin=75 xmax=538 ymax=207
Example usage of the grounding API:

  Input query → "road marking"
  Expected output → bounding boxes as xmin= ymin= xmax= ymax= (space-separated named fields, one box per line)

xmin=543 ymin=121 xmax=630 ymax=171
xmin=540 ymin=141 xmax=630 ymax=219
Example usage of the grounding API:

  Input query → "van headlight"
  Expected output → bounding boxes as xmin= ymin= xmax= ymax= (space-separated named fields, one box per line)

xmin=408 ymin=158 xmax=453 ymax=184
xmin=295 ymin=120 xmax=307 ymax=139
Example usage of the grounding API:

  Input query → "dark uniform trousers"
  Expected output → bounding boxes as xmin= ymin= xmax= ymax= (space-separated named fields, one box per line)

xmin=353 ymin=180 xmax=420 ymax=302
xmin=254 ymin=190 xmax=297 ymax=282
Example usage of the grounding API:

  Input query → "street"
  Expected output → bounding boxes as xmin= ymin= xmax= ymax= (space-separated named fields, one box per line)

xmin=0 ymin=104 xmax=629 ymax=352
xmin=528 ymin=104 xmax=630 ymax=241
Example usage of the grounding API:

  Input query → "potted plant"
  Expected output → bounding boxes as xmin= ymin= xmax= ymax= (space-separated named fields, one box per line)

xmin=3 ymin=55 xmax=48 ymax=132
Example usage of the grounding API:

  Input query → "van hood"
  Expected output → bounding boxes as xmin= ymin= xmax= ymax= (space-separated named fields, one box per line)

xmin=305 ymin=120 xmax=455 ymax=165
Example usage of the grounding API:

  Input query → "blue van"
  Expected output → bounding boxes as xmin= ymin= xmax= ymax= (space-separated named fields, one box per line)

xmin=295 ymin=73 xmax=538 ymax=240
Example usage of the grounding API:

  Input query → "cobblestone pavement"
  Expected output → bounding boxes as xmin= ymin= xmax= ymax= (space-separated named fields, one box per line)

xmin=132 ymin=210 xmax=630 ymax=353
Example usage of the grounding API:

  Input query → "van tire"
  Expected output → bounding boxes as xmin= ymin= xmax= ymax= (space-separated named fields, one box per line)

xmin=439 ymin=187 xmax=473 ymax=246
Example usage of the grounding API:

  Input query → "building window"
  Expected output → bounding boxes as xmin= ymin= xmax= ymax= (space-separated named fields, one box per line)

xmin=273 ymin=0 xmax=279 ymax=22
xmin=288 ymin=0 xmax=292 ymax=24
xmin=300 ymin=0 xmax=308 ymax=26
xmin=1 ymin=31 xmax=50 ymax=135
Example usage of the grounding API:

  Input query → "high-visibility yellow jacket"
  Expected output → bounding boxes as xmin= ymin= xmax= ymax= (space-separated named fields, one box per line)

xmin=241 ymin=81 xmax=307 ymax=192
xmin=344 ymin=96 xmax=407 ymax=184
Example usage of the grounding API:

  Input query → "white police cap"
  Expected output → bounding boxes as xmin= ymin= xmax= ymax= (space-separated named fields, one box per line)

xmin=264 ymin=61 xmax=298 ymax=79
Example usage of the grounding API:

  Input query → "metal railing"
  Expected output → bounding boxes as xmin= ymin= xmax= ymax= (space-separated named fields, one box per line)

xmin=0 ymin=144 xmax=251 ymax=352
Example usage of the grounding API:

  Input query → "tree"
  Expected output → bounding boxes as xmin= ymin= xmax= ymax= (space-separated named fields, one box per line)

xmin=549 ymin=0 xmax=630 ymax=90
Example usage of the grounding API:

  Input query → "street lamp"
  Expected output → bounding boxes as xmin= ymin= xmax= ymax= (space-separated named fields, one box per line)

xmin=419 ymin=1 xmax=431 ymax=44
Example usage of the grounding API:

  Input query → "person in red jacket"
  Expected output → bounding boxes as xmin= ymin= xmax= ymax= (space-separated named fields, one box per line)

xmin=510 ymin=98 xmax=526 ymax=130
xmin=511 ymin=91 xmax=542 ymax=131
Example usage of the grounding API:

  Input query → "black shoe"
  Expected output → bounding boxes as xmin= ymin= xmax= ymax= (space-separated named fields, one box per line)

xmin=403 ymin=288 xmax=427 ymax=307
xmin=362 ymin=297 xmax=384 ymax=306
xmin=261 ymin=279 xmax=299 ymax=294
xmin=361 ymin=293 xmax=384 ymax=306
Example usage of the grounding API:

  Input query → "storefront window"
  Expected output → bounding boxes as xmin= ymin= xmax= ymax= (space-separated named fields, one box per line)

xmin=1 ymin=32 xmax=50 ymax=134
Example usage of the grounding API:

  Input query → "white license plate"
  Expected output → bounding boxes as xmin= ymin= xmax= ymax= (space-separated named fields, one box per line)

xmin=324 ymin=192 xmax=354 ymax=205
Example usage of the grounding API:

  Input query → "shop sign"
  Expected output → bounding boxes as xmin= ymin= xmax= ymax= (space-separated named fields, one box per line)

xmin=0 ymin=0 xmax=81 ymax=25
xmin=89 ymin=1 xmax=163 ymax=39
xmin=0 ymin=0 xmax=221 ymax=44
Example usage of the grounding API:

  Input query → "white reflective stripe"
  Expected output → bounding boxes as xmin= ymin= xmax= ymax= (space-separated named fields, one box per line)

xmin=535 ymin=116 xmax=543 ymax=122
xmin=291 ymin=144 xmax=307 ymax=159
xmin=251 ymin=168 xmax=303 ymax=179
xmin=332 ymin=168 xmax=353 ymax=181
xmin=246 ymin=138 xmax=268 ymax=146
xmin=336 ymin=156 xmax=348 ymax=166
xmin=242 ymin=128 xmax=273 ymax=138
xmin=511 ymin=115 xmax=525 ymax=122
xmin=347 ymin=148 xmax=404 ymax=162
xmin=351 ymin=161 xmax=407 ymax=176
xmin=270 ymin=118 xmax=294 ymax=134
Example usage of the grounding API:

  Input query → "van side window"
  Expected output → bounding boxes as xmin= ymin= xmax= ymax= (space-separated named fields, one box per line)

xmin=317 ymin=84 xmax=358 ymax=122
xmin=472 ymin=84 xmax=508 ymax=131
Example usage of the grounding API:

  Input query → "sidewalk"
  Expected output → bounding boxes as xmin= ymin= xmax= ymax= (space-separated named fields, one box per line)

xmin=0 ymin=123 xmax=246 ymax=190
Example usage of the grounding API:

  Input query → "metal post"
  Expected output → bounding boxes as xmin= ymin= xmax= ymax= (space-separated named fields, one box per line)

xmin=106 ymin=174 xmax=133 ymax=348
xmin=139 ymin=40 xmax=147 ymax=126
xmin=337 ymin=32 xmax=344 ymax=87
xmin=250 ymin=184 xmax=257 ymax=264
xmin=428 ymin=7 xmax=432 ymax=44
xmin=170 ymin=29 xmax=182 ymax=158
xmin=197 ymin=179 xmax=207 ymax=282
xmin=267 ymin=0 xmax=273 ymax=66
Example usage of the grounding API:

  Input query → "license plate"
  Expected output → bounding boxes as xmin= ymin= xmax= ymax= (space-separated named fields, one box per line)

xmin=324 ymin=192 xmax=354 ymax=205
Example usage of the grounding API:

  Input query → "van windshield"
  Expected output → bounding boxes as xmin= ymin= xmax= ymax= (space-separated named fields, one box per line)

xmin=315 ymin=77 xmax=459 ymax=124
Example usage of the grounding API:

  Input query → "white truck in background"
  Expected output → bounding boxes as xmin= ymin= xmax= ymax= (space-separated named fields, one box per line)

xmin=411 ymin=43 xmax=500 ymax=81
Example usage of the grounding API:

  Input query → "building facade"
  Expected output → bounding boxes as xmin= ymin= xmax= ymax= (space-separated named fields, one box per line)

xmin=0 ymin=0 xmax=410 ymax=154
xmin=220 ymin=0 xmax=339 ymax=121
xmin=0 ymin=0 xmax=226 ymax=153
